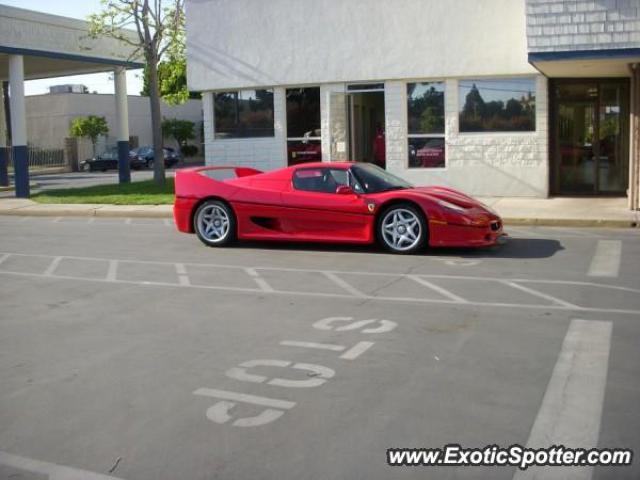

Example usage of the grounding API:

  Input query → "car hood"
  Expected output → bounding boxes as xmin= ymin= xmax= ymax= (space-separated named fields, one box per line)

xmin=407 ymin=186 xmax=488 ymax=210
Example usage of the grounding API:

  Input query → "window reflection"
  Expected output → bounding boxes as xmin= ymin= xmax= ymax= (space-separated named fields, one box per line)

xmin=459 ymin=78 xmax=536 ymax=132
xmin=214 ymin=89 xmax=275 ymax=138
xmin=407 ymin=82 xmax=445 ymax=134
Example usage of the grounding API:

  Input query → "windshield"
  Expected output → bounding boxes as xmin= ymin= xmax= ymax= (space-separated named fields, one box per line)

xmin=350 ymin=163 xmax=413 ymax=193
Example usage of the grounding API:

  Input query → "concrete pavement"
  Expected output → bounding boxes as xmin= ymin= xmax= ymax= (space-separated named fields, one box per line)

xmin=0 ymin=217 xmax=638 ymax=479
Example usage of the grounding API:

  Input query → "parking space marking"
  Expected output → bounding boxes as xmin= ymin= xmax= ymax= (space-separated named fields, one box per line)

xmin=175 ymin=263 xmax=191 ymax=286
xmin=323 ymin=272 xmax=367 ymax=298
xmin=125 ymin=218 xmax=132 ymax=225
xmin=43 ymin=256 xmax=63 ymax=276
xmin=408 ymin=275 xmax=468 ymax=303
xmin=501 ymin=281 xmax=579 ymax=309
xmin=163 ymin=219 xmax=172 ymax=226
xmin=0 ymin=450 xmax=125 ymax=480
xmin=340 ymin=341 xmax=375 ymax=360
xmin=0 ymin=253 xmax=10 ymax=267
xmin=52 ymin=216 xmax=63 ymax=223
xmin=106 ymin=260 xmax=118 ymax=282
xmin=513 ymin=319 xmax=612 ymax=480
xmin=280 ymin=340 xmax=346 ymax=351
xmin=1 ymin=251 xmax=639 ymax=315
xmin=193 ymin=388 xmax=296 ymax=409
xmin=588 ymin=240 xmax=622 ymax=277
xmin=88 ymin=216 xmax=96 ymax=224
xmin=245 ymin=267 xmax=274 ymax=292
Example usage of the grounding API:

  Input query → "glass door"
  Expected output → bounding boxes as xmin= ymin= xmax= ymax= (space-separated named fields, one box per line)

xmin=552 ymin=80 xmax=629 ymax=195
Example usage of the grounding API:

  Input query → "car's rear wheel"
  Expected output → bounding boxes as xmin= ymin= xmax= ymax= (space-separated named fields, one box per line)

xmin=147 ymin=159 xmax=154 ymax=169
xmin=377 ymin=204 xmax=427 ymax=254
xmin=194 ymin=200 xmax=236 ymax=247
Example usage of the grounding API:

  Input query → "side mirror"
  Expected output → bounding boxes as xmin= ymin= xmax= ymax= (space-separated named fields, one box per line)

xmin=336 ymin=185 xmax=354 ymax=195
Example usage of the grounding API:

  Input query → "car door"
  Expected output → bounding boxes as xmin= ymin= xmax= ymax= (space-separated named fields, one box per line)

xmin=279 ymin=167 xmax=373 ymax=243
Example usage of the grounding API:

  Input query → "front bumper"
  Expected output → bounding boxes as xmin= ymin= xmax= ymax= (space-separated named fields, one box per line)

xmin=429 ymin=218 xmax=507 ymax=247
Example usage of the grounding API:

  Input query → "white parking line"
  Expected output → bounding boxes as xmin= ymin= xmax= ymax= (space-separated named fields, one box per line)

xmin=0 ymin=450 xmax=125 ymax=480
xmin=408 ymin=275 xmax=468 ymax=303
xmin=106 ymin=260 xmax=118 ymax=282
xmin=43 ymin=256 xmax=63 ymax=276
xmin=340 ymin=341 xmax=375 ymax=360
xmin=125 ymin=218 xmax=133 ymax=225
xmin=280 ymin=340 xmax=346 ymax=351
xmin=502 ymin=281 xmax=579 ymax=309
xmin=588 ymin=240 xmax=622 ymax=277
xmin=245 ymin=267 xmax=274 ymax=292
xmin=193 ymin=388 xmax=296 ymax=409
xmin=323 ymin=272 xmax=367 ymax=298
xmin=513 ymin=319 xmax=612 ymax=480
xmin=0 ymin=253 xmax=10 ymax=267
xmin=1 ymin=251 xmax=639 ymax=315
xmin=175 ymin=263 xmax=191 ymax=286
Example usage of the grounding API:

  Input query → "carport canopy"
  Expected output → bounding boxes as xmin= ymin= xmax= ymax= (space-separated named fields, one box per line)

xmin=0 ymin=4 xmax=144 ymax=197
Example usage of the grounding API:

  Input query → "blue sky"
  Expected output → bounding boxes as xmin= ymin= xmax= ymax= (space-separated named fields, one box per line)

xmin=2 ymin=0 xmax=144 ymax=96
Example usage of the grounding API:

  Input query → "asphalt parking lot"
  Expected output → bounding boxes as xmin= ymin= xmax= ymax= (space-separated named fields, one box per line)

xmin=0 ymin=216 xmax=638 ymax=479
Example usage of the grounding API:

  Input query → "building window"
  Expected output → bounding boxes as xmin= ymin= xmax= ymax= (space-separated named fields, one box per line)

xmin=407 ymin=82 xmax=445 ymax=169
xmin=214 ymin=89 xmax=274 ymax=139
xmin=459 ymin=78 xmax=536 ymax=132
xmin=286 ymin=87 xmax=321 ymax=165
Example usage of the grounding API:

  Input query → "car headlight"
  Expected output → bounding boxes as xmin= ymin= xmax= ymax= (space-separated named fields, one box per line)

xmin=437 ymin=199 xmax=467 ymax=212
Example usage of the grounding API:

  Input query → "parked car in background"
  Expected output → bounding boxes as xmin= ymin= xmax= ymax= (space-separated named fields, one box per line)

xmin=130 ymin=146 xmax=181 ymax=169
xmin=81 ymin=148 xmax=137 ymax=172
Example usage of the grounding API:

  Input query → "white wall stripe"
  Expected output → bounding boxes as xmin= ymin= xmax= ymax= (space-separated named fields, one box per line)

xmin=513 ymin=319 xmax=612 ymax=480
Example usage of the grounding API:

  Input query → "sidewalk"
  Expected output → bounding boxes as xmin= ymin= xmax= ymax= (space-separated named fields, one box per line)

xmin=0 ymin=197 xmax=638 ymax=227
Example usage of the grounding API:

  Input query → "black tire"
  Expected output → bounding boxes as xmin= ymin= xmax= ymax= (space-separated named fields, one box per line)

xmin=376 ymin=203 xmax=428 ymax=254
xmin=193 ymin=200 xmax=237 ymax=247
xmin=146 ymin=159 xmax=154 ymax=169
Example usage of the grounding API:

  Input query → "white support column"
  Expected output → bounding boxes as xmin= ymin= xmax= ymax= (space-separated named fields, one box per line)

xmin=9 ymin=55 xmax=28 ymax=197
xmin=114 ymin=66 xmax=130 ymax=183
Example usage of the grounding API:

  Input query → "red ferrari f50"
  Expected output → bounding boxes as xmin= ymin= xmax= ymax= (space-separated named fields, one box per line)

xmin=174 ymin=162 xmax=506 ymax=254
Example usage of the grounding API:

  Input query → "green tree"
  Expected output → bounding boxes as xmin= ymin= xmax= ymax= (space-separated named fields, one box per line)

xmin=89 ymin=0 xmax=185 ymax=187
xmin=162 ymin=117 xmax=195 ymax=153
xmin=70 ymin=115 xmax=109 ymax=156
xmin=141 ymin=59 xmax=200 ymax=103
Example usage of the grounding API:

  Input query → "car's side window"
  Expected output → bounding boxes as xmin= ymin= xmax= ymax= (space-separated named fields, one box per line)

xmin=293 ymin=168 xmax=350 ymax=194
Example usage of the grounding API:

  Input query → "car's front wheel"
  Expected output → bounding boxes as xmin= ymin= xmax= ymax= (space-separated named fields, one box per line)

xmin=194 ymin=200 xmax=236 ymax=247
xmin=377 ymin=204 xmax=427 ymax=254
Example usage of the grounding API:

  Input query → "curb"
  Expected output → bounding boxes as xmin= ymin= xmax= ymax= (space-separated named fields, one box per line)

xmin=503 ymin=217 xmax=638 ymax=228
xmin=0 ymin=206 xmax=172 ymax=219
xmin=0 ymin=207 xmax=637 ymax=228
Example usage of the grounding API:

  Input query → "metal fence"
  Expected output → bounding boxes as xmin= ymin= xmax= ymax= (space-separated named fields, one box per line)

xmin=7 ymin=147 xmax=67 ymax=170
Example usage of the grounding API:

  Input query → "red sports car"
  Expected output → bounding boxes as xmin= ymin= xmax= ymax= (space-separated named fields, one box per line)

xmin=174 ymin=162 xmax=506 ymax=254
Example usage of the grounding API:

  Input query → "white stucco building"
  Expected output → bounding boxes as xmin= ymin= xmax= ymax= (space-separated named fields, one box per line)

xmin=25 ymin=92 xmax=203 ymax=160
xmin=186 ymin=0 xmax=640 ymax=207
